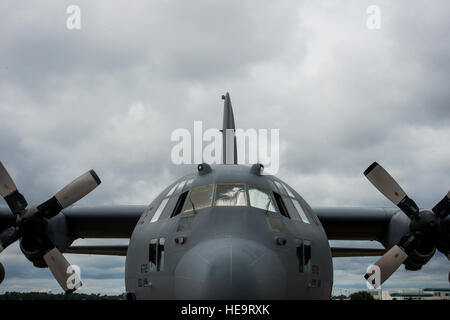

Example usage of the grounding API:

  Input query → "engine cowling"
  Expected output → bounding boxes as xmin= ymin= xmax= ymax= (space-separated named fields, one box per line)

xmin=20 ymin=238 xmax=47 ymax=268
xmin=404 ymin=246 xmax=436 ymax=271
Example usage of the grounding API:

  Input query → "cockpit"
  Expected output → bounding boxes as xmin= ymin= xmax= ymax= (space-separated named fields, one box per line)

xmin=146 ymin=175 xmax=316 ymax=226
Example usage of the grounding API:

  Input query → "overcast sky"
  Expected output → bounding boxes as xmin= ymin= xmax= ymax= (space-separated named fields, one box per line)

xmin=0 ymin=1 xmax=449 ymax=295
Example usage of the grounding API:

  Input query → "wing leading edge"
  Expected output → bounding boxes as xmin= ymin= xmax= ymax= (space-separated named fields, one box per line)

xmin=4 ymin=204 xmax=448 ymax=257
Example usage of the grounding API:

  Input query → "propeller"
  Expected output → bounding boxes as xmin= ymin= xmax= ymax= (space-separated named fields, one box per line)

xmin=0 ymin=261 xmax=4 ymax=285
xmin=0 ymin=161 xmax=101 ymax=293
xmin=363 ymin=162 xmax=450 ymax=287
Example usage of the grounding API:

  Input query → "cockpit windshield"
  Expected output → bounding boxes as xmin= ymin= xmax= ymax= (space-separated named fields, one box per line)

xmin=248 ymin=186 xmax=276 ymax=213
xmin=182 ymin=184 xmax=214 ymax=212
xmin=149 ymin=179 xmax=312 ymax=224
xmin=214 ymin=184 xmax=247 ymax=206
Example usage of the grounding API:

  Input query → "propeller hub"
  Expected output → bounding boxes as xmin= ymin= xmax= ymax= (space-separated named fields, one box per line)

xmin=16 ymin=207 xmax=48 ymax=235
xmin=410 ymin=210 xmax=440 ymax=236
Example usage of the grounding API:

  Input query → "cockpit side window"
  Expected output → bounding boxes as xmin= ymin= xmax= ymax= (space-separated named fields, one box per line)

xmin=292 ymin=199 xmax=310 ymax=224
xmin=273 ymin=180 xmax=288 ymax=197
xmin=248 ymin=186 xmax=277 ymax=213
xmin=159 ymin=195 xmax=180 ymax=221
xmin=271 ymin=179 xmax=311 ymax=224
xmin=166 ymin=182 xmax=178 ymax=197
xmin=149 ymin=177 xmax=202 ymax=222
xmin=182 ymin=184 xmax=215 ymax=212
xmin=282 ymin=182 xmax=296 ymax=198
xmin=175 ymin=180 xmax=186 ymax=194
xmin=171 ymin=191 xmax=188 ymax=217
xmin=167 ymin=178 xmax=192 ymax=198
xmin=150 ymin=198 xmax=169 ymax=223
xmin=272 ymin=192 xmax=290 ymax=218
xmin=214 ymin=184 xmax=247 ymax=206
xmin=184 ymin=178 xmax=194 ymax=190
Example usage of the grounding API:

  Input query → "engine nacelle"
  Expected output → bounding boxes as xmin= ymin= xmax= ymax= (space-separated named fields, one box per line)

xmin=19 ymin=214 xmax=74 ymax=268
xmin=404 ymin=246 xmax=436 ymax=271
xmin=20 ymin=238 xmax=47 ymax=268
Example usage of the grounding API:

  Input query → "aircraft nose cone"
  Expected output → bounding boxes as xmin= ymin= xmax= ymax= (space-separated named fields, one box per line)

xmin=174 ymin=237 xmax=286 ymax=299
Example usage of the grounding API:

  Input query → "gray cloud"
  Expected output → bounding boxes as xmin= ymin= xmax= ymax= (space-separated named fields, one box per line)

xmin=0 ymin=0 xmax=449 ymax=294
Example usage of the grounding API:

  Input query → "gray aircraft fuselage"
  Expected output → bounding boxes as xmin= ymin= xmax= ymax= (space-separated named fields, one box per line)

xmin=125 ymin=164 xmax=333 ymax=299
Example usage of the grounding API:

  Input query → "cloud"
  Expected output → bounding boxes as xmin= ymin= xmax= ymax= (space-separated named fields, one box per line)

xmin=0 ymin=0 xmax=449 ymax=294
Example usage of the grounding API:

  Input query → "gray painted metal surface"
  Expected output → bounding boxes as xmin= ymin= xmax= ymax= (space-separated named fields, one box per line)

xmin=125 ymin=164 xmax=333 ymax=299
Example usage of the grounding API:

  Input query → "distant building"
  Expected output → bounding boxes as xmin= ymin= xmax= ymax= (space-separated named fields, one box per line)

xmin=422 ymin=288 xmax=450 ymax=300
xmin=365 ymin=288 xmax=450 ymax=300
xmin=38 ymin=289 xmax=52 ymax=294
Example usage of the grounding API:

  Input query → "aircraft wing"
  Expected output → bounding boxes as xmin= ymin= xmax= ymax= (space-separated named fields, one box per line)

xmin=0 ymin=204 xmax=402 ymax=242
xmin=313 ymin=206 xmax=401 ymax=241
xmin=57 ymin=206 xmax=397 ymax=257
xmin=312 ymin=206 xmax=401 ymax=258
xmin=61 ymin=205 xmax=409 ymax=258
xmin=1 ymin=204 xmax=448 ymax=256
xmin=0 ymin=204 xmax=408 ymax=259
xmin=59 ymin=205 xmax=146 ymax=239
xmin=59 ymin=206 xmax=397 ymax=257
xmin=0 ymin=205 xmax=145 ymax=254
xmin=316 ymin=206 xmax=449 ymax=236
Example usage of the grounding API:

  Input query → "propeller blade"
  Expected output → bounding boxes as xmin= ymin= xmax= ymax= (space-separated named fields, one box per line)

xmin=43 ymin=247 xmax=82 ymax=293
xmin=0 ymin=262 xmax=4 ymax=285
xmin=0 ymin=162 xmax=27 ymax=214
xmin=38 ymin=170 xmax=101 ymax=219
xmin=364 ymin=245 xmax=408 ymax=288
xmin=364 ymin=162 xmax=419 ymax=219
xmin=0 ymin=226 xmax=21 ymax=253
xmin=0 ymin=162 xmax=17 ymax=197
xmin=432 ymin=191 xmax=450 ymax=219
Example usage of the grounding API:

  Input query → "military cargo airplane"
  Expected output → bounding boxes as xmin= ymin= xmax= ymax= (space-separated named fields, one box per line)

xmin=0 ymin=93 xmax=448 ymax=299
